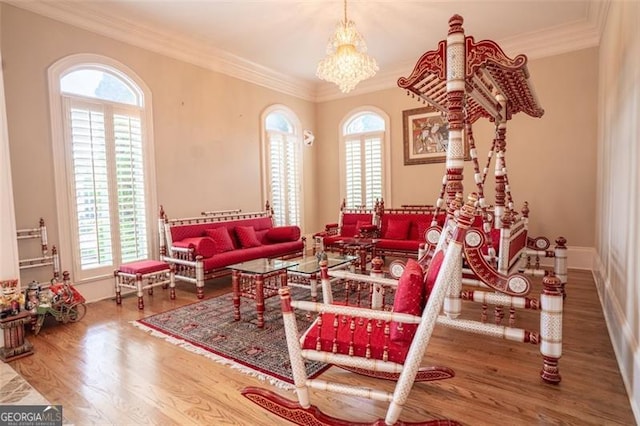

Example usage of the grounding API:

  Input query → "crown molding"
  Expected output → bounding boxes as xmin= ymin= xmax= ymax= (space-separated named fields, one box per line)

xmin=317 ymin=1 xmax=608 ymax=103
xmin=4 ymin=0 xmax=608 ymax=104
xmin=3 ymin=0 xmax=317 ymax=101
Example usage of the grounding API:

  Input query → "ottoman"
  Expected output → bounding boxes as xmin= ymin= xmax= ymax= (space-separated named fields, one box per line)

xmin=114 ymin=260 xmax=175 ymax=309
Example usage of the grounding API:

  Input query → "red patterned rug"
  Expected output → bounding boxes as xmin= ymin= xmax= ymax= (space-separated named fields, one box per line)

xmin=132 ymin=286 xmax=327 ymax=389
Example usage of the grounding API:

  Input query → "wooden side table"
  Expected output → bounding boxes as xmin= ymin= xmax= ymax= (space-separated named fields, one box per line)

xmin=0 ymin=311 xmax=34 ymax=362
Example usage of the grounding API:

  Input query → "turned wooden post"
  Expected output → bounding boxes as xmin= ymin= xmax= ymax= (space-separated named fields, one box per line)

xmin=540 ymin=273 xmax=563 ymax=384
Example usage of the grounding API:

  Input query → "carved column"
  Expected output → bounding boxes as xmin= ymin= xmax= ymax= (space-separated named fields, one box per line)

xmin=445 ymin=15 xmax=466 ymax=204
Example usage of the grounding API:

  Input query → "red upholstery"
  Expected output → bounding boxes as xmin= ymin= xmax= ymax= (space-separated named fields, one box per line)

xmin=118 ymin=260 xmax=169 ymax=275
xmin=202 ymin=240 xmax=304 ymax=270
xmin=301 ymin=313 xmax=411 ymax=364
xmin=383 ymin=219 xmax=411 ymax=240
xmin=356 ymin=220 xmax=370 ymax=229
xmin=322 ymin=235 xmax=349 ymax=246
xmin=425 ymin=250 xmax=445 ymax=295
xmin=380 ymin=213 xmax=446 ymax=240
xmin=373 ymin=212 xmax=447 ymax=259
xmin=508 ymin=229 xmax=528 ymax=265
xmin=266 ymin=226 xmax=301 ymax=243
xmin=235 ymin=226 xmax=262 ymax=248
xmin=205 ymin=227 xmax=236 ymax=253
xmin=375 ymin=239 xmax=421 ymax=252
xmin=414 ymin=221 xmax=431 ymax=242
xmin=173 ymin=236 xmax=217 ymax=258
xmin=390 ymin=259 xmax=424 ymax=342
xmin=341 ymin=213 xmax=374 ymax=237
xmin=170 ymin=217 xmax=273 ymax=243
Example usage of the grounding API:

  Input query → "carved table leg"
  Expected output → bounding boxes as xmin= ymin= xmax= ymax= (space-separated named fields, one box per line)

xmin=232 ymin=270 xmax=241 ymax=322
xmin=256 ymin=275 xmax=265 ymax=329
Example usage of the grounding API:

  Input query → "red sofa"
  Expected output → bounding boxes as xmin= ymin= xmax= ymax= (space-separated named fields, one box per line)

xmin=373 ymin=205 xmax=446 ymax=260
xmin=159 ymin=206 xmax=305 ymax=298
xmin=314 ymin=200 xmax=445 ymax=267
xmin=312 ymin=200 xmax=377 ymax=254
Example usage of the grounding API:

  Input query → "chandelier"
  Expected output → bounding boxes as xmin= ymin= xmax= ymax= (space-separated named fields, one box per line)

xmin=316 ymin=0 xmax=379 ymax=93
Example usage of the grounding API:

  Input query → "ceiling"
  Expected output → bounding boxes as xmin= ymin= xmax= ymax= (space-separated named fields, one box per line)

xmin=7 ymin=0 xmax=607 ymax=101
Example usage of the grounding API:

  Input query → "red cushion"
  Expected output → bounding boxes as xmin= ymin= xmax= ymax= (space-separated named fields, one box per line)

xmin=173 ymin=237 xmax=217 ymax=258
xmin=356 ymin=220 xmax=371 ymax=230
xmin=265 ymin=226 xmax=300 ymax=243
xmin=204 ymin=227 xmax=235 ymax=253
xmin=425 ymin=250 xmax=445 ymax=296
xmin=341 ymin=213 xmax=373 ymax=237
xmin=301 ymin=313 xmax=411 ymax=365
xmin=390 ymin=259 xmax=424 ymax=342
xmin=384 ymin=219 xmax=410 ymax=240
xmin=414 ymin=221 xmax=431 ymax=241
xmin=375 ymin=239 xmax=421 ymax=252
xmin=118 ymin=260 xmax=169 ymax=275
xmin=235 ymin=225 xmax=262 ymax=248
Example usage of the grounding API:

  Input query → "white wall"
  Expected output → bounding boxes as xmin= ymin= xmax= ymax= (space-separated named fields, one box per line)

xmin=595 ymin=1 xmax=640 ymax=421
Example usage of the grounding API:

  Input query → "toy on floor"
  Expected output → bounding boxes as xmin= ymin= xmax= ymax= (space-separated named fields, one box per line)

xmin=26 ymin=272 xmax=86 ymax=335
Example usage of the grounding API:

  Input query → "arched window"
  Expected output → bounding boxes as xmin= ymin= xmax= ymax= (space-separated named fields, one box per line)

xmin=262 ymin=105 xmax=302 ymax=227
xmin=340 ymin=108 xmax=390 ymax=208
xmin=49 ymin=55 xmax=157 ymax=282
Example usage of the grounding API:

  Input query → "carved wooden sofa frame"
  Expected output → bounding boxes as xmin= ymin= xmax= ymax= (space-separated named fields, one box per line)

xmin=159 ymin=205 xmax=305 ymax=298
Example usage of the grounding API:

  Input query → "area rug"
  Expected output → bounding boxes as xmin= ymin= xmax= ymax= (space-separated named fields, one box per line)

xmin=132 ymin=286 xmax=327 ymax=389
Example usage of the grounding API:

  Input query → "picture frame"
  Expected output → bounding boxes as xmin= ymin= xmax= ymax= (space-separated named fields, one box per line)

xmin=402 ymin=106 xmax=469 ymax=165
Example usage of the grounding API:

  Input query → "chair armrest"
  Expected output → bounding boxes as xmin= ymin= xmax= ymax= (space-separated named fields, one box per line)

xmin=290 ymin=299 xmax=420 ymax=325
xmin=323 ymin=223 xmax=339 ymax=236
xmin=167 ymin=245 xmax=197 ymax=262
xmin=328 ymin=270 xmax=399 ymax=289
xmin=170 ymin=245 xmax=193 ymax=253
xmin=161 ymin=255 xmax=199 ymax=267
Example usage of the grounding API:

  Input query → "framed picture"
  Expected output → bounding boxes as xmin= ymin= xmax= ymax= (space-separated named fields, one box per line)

xmin=403 ymin=106 xmax=468 ymax=165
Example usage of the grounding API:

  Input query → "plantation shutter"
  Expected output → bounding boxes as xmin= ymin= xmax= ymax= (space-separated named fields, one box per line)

xmin=364 ymin=135 xmax=383 ymax=208
xmin=66 ymin=98 xmax=148 ymax=273
xmin=114 ymin=113 xmax=148 ymax=263
xmin=345 ymin=133 xmax=382 ymax=209
xmin=345 ymin=138 xmax=363 ymax=208
xmin=68 ymin=102 xmax=113 ymax=269
xmin=267 ymin=132 xmax=300 ymax=226
xmin=268 ymin=133 xmax=286 ymax=226
xmin=285 ymin=134 xmax=301 ymax=226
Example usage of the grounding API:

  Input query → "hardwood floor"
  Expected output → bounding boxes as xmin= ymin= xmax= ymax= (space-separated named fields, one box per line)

xmin=9 ymin=270 xmax=636 ymax=425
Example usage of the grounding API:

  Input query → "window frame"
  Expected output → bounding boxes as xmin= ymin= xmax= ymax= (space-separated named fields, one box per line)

xmin=260 ymin=104 xmax=304 ymax=227
xmin=339 ymin=107 xmax=392 ymax=208
xmin=48 ymin=54 xmax=158 ymax=283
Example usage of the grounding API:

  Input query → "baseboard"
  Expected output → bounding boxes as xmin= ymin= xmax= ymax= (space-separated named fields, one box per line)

xmin=537 ymin=245 xmax=595 ymax=270
xmin=593 ymin=253 xmax=640 ymax=424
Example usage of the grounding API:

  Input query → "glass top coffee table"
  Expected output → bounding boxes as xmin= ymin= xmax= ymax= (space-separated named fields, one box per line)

xmin=229 ymin=258 xmax=299 ymax=328
xmin=287 ymin=254 xmax=357 ymax=303
xmin=329 ymin=238 xmax=377 ymax=272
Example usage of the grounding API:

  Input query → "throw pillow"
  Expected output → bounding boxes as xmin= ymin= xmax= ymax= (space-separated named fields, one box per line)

xmin=173 ymin=237 xmax=217 ymax=258
xmin=384 ymin=219 xmax=411 ymax=240
xmin=390 ymin=259 xmax=425 ymax=343
xmin=424 ymin=250 xmax=445 ymax=296
xmin=265 ymin=226 xmax=301 ymax=243
xmin=235 ymin=225 xmax=262 ymax=248
xmin=204 ymin=227 xmax=235 ymax=253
